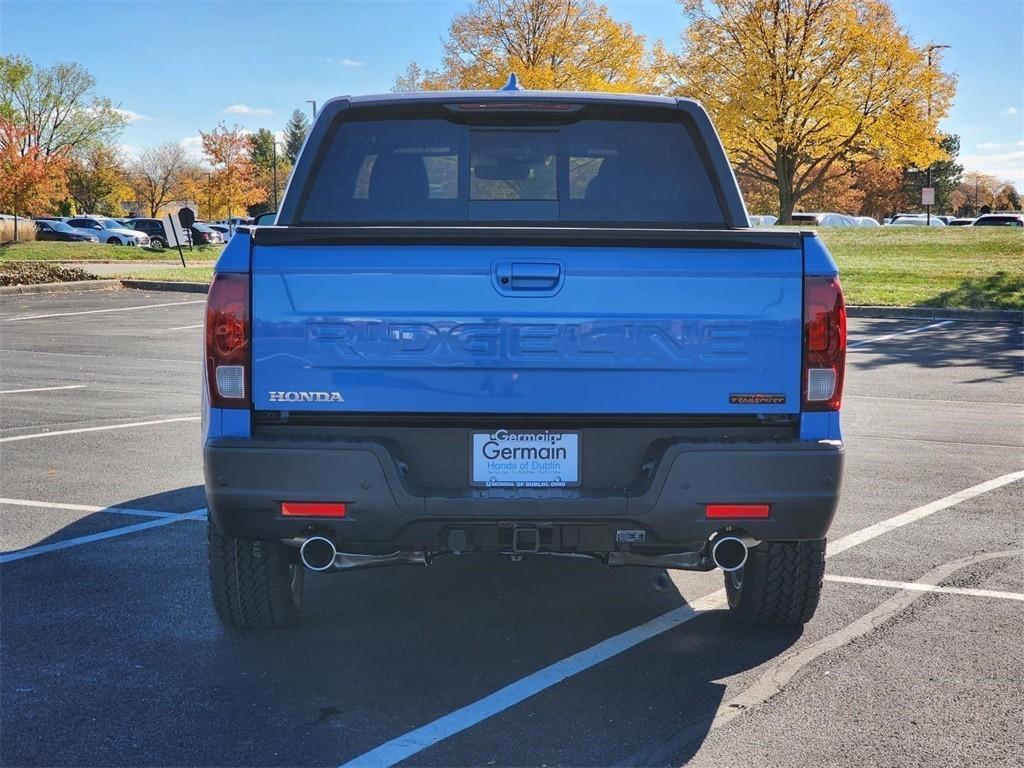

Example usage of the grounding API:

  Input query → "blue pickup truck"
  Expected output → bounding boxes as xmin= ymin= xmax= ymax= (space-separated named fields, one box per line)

xmin=202 ymin=87 xmax=846 ymax=630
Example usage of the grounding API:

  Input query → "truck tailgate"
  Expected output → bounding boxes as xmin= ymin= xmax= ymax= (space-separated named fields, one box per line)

xmin=250 ymin=237 xmax=803 ymax=415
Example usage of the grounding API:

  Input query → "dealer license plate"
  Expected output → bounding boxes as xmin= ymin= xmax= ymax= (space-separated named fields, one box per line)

xmin=471 ymin=430 xmax=580 ymax=488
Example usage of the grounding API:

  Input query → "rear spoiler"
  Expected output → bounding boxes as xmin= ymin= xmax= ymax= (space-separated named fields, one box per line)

xmin=251 ymin=226 xmax=802 ymax=250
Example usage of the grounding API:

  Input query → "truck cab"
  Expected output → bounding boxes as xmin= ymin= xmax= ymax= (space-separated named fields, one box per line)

xmin=202 ymin=87 xmax=845 ymax=629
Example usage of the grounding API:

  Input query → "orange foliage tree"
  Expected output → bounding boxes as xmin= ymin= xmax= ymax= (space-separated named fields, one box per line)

xmin=395 ymin=0 xmax=655 ymax=92
xmin=0 ymin=119 xmax=68 ymax=219
xmin=195 ymin=124 xmax=265 ymax=220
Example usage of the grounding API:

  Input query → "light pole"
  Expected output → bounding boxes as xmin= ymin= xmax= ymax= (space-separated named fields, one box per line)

xmin=306 ymin=100 xmax=317 ymax=119
xmin=272 ymin=140 xmax=279 ymax=211
xmin=925 ymin=43 xmax=950 ymax=225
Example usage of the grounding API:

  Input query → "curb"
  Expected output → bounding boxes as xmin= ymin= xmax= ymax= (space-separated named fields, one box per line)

xmin=0 ymin=279 xmax=120 ymax=296
xmin=120 ymin=280 xmax=209 ymax=294
xmin=847 ymin=305 xmax=1023 ymax=324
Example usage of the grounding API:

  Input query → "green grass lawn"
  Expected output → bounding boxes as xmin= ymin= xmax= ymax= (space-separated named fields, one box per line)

xmin=0 ymin=240 xmax=222 ymax=262
xmin=817 ymin=227 xmax=1023 ymax=309
xmin=8 ymin=228 xmax=1022 ymax=309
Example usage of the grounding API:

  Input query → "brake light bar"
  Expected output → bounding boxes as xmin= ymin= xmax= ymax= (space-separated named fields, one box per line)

xmin=281 ymin=502 xmax=347 ymax=518
xmin=205 ymin=272 xmax=250 ymax=409
xmin=452 ymin=102 xmax=579 ymax=111
xmin=706 ymin=504 xmax=770 ymax=519
xmin=802 ymin=276 xmax=846 ymax=411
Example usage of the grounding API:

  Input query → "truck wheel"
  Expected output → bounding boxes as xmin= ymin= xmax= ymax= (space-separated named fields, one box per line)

xmin=208 ymin=522 xmax=303 ymax=629
xmin=724 ymin=539 xmax=826 ymax=626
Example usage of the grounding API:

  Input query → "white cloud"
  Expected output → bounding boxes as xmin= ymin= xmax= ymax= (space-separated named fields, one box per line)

xmin=222 ymin=104 xmax=273 ymax=115
xmin=116 ymin=108 xmax=151 ymax=123
xmin=977 ymin=140 xmax=1024 ymax=150
xmin=118 ymin=143 xmax=143 ymax=160
xmin=179 ymin=135 xmax=205 ymax=162
xmin=1000 ymin=107 xmax=1018 ymax=116
xmin=327 ymin=57 xmax=365 ymax=67
xmin=961 ymin=149 xmax=1024 ymax=190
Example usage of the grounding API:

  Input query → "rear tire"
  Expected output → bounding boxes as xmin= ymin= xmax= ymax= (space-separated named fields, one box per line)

xmin=151 ymin=237 xmax=166 ymax=249
xmin=724 ymin=539 xmax=826 ymax=626
xmin=208 ymin=522 xmax=303 ymax=629
xmin=106 ymin=237 xmax=121 ymax=245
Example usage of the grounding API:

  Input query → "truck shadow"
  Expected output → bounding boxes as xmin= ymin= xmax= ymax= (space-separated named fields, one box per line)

xmin=849 ymin=318 xmax=1021 ymax=382
xmin=2 ymin=488 xmax=802 ymax=767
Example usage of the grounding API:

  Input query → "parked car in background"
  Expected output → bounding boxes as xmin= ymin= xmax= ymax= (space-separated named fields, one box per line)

xmin=887 ymin=214 xmax=946 ymax=227
xmin=189 ymin=222 xmax=224 ymax=244
xmin=947 ymin=218 xmax=975 ymax=226
xmin=66 ymin=216 xmax=151 ymax=246
xmin=787 ymin=212 xmax=857 ymax=227
xmin=854 ymin=216 xmax=880 ymax=227
xmin=971 ymin=213 xmax=1024 ymax=227
xmin=747 ymin=214 xmax=778 ymax=226
xmin=123 ymin=218 xmax=169 ymax=248
xmin=207 ymin=224 xmax=231 ymax=239
xmin=34 ymin=220 xmax=100 ymax=242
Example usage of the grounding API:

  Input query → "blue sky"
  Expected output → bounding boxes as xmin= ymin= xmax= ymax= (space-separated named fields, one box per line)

xmin=2 ymin=0 xmax=1021 ymax=187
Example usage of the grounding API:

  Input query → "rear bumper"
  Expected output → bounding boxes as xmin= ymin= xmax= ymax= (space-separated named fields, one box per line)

xmin=204 ymin=436 xmax=843 ymax=555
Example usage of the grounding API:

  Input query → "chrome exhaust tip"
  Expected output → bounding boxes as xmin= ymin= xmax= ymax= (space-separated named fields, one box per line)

xmin=299 ymin=536 xmax=337 ymax=571
xmin=711 ymin=536 xmax=748 ymax=572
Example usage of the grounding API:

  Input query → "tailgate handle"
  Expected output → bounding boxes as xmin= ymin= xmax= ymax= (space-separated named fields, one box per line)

xmin=495 ymin=262 xmax=562 ymax=292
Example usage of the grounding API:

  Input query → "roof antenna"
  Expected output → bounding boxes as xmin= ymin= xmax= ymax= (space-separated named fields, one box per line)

xmin=500 ymin=73 xmax=525 ymax=91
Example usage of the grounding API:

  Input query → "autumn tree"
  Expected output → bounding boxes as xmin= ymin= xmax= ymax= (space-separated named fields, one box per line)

xmin=129 ymin=142 xmax=196 ymax=217
xmin=395 ymin=0 xmax=655 ymax=92
xmin=283 ymin=109 xmax=309 ymax=164
xmin=798 ymin=168 xmax=864 ymax=214
xmin=0 ymin=55 xmax=125 ymax=158
xmin=660 ymin=0 xmax=956 ymax=222
xmin=198 ymin=123 xmax=266 ymax=219
xmin=950 ymin=172 xmax=1021 ymax=216
xmin=0 ymin=119 xmax=68 ymax=222
xmin=67 ymin=144 xmax=131 ymax=215
xmin=852 ymin=158 xmax=906 ymax=220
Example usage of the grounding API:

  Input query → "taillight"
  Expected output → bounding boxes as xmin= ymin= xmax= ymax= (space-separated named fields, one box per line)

xmin=205 ymin=272 xmax=250 ymax=409
xmin=802 ymin=276 xmax=846 ymax=411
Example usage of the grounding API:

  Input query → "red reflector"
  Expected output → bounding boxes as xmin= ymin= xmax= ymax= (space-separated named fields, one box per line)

xmin=281 ymin=502 xmax=347 ymax=518
xmin=706 ymin=504 xmax=770 ymax=519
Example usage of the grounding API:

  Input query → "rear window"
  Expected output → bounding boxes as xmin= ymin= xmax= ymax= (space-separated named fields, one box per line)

xmin=298 ymin=116 xmax=724 ymax=226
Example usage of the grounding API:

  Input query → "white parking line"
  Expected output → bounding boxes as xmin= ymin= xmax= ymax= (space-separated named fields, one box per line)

xmin=164 ymin=324 xmax=204 ymax=331
xmin=848 ymin=319 xmax=953 ymax=349
xmin=0 ymin=385 xmax=87 ymax=395
xmin=622 ymin=549 xmax=1024 ymax=766
xmin=3 ymin=299 xmax=205 ymax=322
xmin=825 ymin=573 xmax=1024 ymax=602
xmin=337 ymin=469 xmax=1024 ymax=768
xmin=827 ymin=469 xmax=1024 ymax=557
xmin=0 ymin=497 xmax=180 ymax=519
xmin=0 ymin=508 xmax=206 ymax=564
xmin=339 ymin=592 xmax=725 ymax=768
xmin=0 ymin=415 xmax=200 ymax=443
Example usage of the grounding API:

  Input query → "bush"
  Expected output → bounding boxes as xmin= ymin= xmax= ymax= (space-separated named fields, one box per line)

xmin=0 ymin=262 xmax=96 ymax=286
xmin=0 ymin=219 xmax=37 ymax=242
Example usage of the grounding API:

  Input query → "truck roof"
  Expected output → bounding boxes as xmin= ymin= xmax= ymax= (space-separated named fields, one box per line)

xmin=280 ymin=88 xmax=749 ymax=228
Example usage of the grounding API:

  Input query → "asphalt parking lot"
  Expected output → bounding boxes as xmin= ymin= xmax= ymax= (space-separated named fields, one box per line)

xmin=1 ymin=288 xmax=1021 ymax=768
